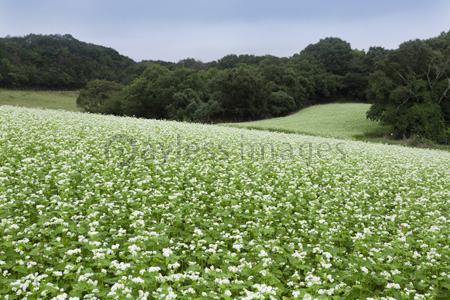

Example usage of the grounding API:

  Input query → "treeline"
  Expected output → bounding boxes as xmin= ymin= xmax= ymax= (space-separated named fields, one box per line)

xmin=0 ymin=34 xmax=144 ymax=89
xmin=77 ymin=37 xmax=387 ymax=122
xmin=2 ymin=32 xmax=450 ymax=143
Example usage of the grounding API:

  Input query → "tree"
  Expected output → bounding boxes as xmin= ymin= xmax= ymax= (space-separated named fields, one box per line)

xmin=192 ymin=100 xmax=224 ymax=123
xmin=216 ymin=54 xmax=240 ymax=69
xmin=209 ymin=66 xmax=268 ymax=121
xmin=76 ymin=79 xmax=123 ymax=113
xmin=0 ymin=58 xmax=14 ymax=87
xmin=122 ymin=65 xmax=207 ymax=119
xmin=290 ymin=50 xmax=343 ymax=103
xmin=0 ymin=34 xmax=139 ymax=89
xmin=267 ymin=91 xmax=296 ymax=117
xmin=122 ymin=65 xmax=170 ymax=119
xmin=166 ymin=88 xmax=201 ymax=121
xmin=259 ymin=56 xmax=308 ymax=106
xmin=339 ymin=50 xmax=372 ymax=100
xmin=213 ymin=54 xmax=265 ymax=70
xmin=300 ymin=37 xmax=353 ymax=76
xmin=177 ymin=58 xmax=207 ymax=71
xmin=366 ymin=36 xmax=450 ymax=143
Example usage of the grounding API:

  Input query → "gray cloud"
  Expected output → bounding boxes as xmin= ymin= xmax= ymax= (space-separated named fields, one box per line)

xmin=1 ymin=0 xmax=449 ymax=62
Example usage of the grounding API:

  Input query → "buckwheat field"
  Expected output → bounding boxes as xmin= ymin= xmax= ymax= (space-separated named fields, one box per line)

xmin=1 ymin=106 xmax=450 ymax=300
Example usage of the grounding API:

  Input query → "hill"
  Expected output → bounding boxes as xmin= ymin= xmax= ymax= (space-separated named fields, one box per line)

xmin=0 ymin=34 xmax=144 ymax=89
xmin=222 ymin=103 xmax=387 ymax=139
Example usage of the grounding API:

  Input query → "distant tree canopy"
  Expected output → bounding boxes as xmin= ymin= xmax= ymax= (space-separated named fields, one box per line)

xmin=3 ymin=32 xmax=450 ymax=143
xmin=0 ymin=34 xmax=144 ymax=89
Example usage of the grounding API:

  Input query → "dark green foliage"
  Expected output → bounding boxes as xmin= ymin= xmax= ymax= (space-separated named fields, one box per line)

xmin=212 ymin=54 xmax=264 ymax=70
xmin=120 ymin=65 xmax=207 ymax=119
xmin=121 ymin=65 xmax=170 ymax=119
xmin=192 ymin=99 xmax=224 ymax=123
xmin=267 ymin=91 xmax=296 ymax=117
xmin=79 ymin=35 xmax=391 ymax=123
xmin=76 ymin=79 xmax=123 ymax=114
xmin=259 ymin=55 xmax=309 ymax=106
xmin=209 ymin=66 xmax=268 ymax=121
xmin=166 ymin=88 xmax=201 ymax=121
xmin=367 ymin=31 xmax=450 ymax=143
xmin=292 ymin=38 xmax=378 ymax=102
xmin=176 ymin=58 xmax=207 ymax=71
xmin=0 ymin=34 xmax=139 ymax=89
xmin=289 ymin=56 xmax=333 ymax=102
xmin=408 ymin=102 xmax=446 ymax=142
xmin=300 ymin=37 xmax=353 ymax=76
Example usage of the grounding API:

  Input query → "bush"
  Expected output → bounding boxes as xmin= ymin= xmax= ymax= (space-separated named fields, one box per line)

xmin=267 ymin=91 xmax=296 ymax=117
xmin=76 ymin=79 xmax=123 ymax=113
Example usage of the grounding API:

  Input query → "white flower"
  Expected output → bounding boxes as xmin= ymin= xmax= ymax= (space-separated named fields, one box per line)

xmin=132 ymin=277 xmax=145 ymax=284
xmin=148 ymin=267 xmax=161 ymax=273
xmin=232 ymin=244 xmax=243 ymax=252
xmin=66 ymin=249 xmax=81 ymax=255
xmin=386 ymin=282 xmax=401 ymax=289
xmin=50 ymin=293 xmax=68 ymax=300
xmin=163 ymin=248 xmax=173 ymax=257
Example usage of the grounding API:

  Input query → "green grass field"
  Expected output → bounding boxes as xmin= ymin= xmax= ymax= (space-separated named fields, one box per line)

xmin=0 ymin=89 xmax=81 ymax=112
xmin=223 ymin=103 xmax=388 ymax=140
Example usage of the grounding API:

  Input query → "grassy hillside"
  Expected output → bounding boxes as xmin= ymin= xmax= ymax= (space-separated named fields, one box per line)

xmin=1 ymin=105 xmax=449 ymax=299
xmin=223 ymin=103 xmax=388 ymax=139
xmin=0 ymin=89 xmax=81 ymax=112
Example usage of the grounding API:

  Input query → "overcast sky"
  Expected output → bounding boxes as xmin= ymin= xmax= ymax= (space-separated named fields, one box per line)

xmin=1 ymin=0 xmax=449 ymax=62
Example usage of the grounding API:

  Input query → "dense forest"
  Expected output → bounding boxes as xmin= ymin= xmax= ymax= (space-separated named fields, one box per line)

xmin=1 ymin=32 xmax=450 ymax=143
xmin=0 ymin=34 xmax=144 ymax=89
